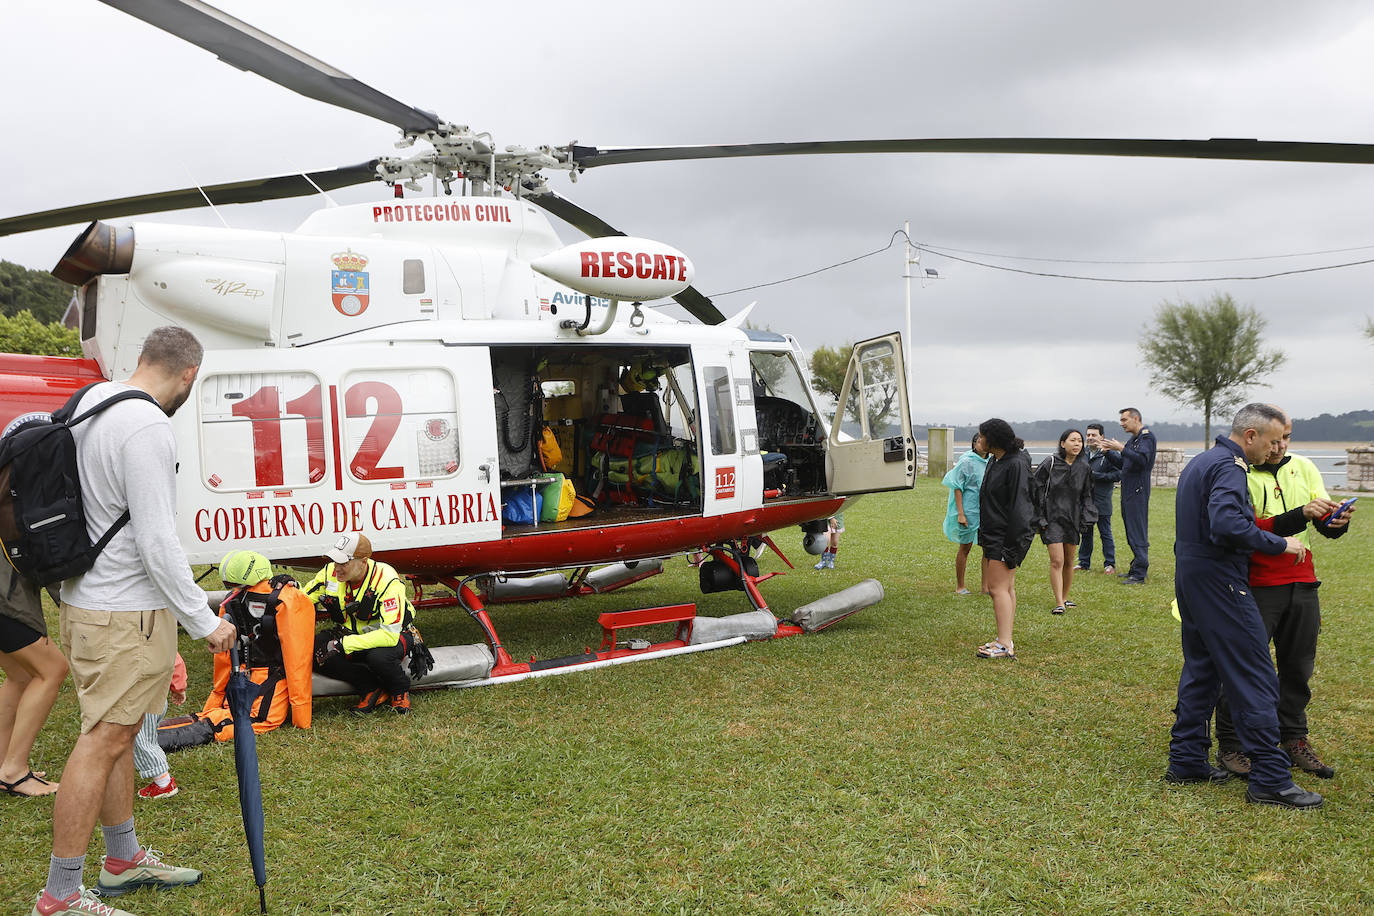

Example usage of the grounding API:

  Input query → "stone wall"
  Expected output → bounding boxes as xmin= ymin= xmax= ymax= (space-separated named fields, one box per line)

xmin=1152 ymin=447 xmax=1186 ymax=488
xmin=1347 ymin=446 xmax=1374 ymax=491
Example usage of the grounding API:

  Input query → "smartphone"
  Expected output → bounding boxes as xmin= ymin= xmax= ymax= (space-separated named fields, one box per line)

xmin=1322 ymin=496 xmax=1357 ymax=523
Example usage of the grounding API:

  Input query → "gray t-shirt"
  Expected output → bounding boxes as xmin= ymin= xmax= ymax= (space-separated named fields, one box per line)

xmin=60 ymin=381 xmax=219 ymax=640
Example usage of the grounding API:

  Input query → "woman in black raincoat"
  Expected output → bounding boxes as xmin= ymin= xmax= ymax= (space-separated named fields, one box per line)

xmin=975 ymin=418 xmax=1035 ymax=659
xmin=1032 ymin=428 xmax=1098 ymax=615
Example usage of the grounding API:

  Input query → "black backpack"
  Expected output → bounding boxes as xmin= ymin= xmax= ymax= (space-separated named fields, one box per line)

xmin=0 ymin=383 xmax=159 ymax=587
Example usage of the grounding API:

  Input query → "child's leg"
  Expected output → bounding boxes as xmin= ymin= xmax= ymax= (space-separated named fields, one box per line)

xmin=132 ymin=702 xmax=170 ymax=783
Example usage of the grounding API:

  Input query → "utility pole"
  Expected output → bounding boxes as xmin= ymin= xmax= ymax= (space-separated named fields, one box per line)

xmin=902 ymin=219 xmax=919 ymax=401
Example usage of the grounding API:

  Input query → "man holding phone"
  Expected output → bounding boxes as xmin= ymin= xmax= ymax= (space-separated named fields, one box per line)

xmin=1214 ymin=411 xmax=1355 ymax=781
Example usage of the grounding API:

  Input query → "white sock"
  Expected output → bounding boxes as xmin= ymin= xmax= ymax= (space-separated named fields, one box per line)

xmin=153 ymin=772 xmax=172 ymax=788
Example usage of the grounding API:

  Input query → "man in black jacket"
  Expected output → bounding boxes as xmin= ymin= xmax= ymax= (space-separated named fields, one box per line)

xmin=1076 ymin=423 xmax=1120 ymax=575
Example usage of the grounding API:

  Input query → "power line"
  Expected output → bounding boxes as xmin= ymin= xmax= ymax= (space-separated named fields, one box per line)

xmin=707 ymin=229 xmax=1374 ymax=296
xmin=917 ymin=240 xmax=1374 ymax=265
xmin=920 ymin=247 xmax=1374 ymax=283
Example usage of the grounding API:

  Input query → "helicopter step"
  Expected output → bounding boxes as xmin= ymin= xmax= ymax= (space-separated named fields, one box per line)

xmin=597 ymin=603 xmax=696 ymax=651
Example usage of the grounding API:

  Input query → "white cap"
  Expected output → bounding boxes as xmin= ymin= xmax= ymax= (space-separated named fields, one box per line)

xmin=324 ymin=531 xmax=372 ymax=563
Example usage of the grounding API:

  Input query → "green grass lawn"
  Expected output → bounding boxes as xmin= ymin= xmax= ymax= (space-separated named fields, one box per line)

xmin=5 ymin=479 xmax=1373 ymax=914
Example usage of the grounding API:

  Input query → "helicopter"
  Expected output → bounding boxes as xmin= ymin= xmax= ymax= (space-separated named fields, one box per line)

xmin=4 ymin=0 xmax=1374 ymax=688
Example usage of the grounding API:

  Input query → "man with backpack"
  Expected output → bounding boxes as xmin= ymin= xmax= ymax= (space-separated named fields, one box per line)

xmin=31 ymin=327 xmax=236 ymax=916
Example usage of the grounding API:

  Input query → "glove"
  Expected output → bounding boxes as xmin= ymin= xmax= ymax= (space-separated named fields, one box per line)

xmin=313 ymin=636 xmax=344 ymax=667
xmin=270 ymin=573 xmax=299 ymax=589
xmin=318 ymin=596 xmax=344 ymax=626
xmin=406 ymin=628 xmax=435 ymax=680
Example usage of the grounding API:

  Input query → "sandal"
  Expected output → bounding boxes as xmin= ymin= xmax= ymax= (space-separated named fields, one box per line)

xmin=976 ymin=641 xmax=1016 ymax=659
xmin=1052 ymin=605 xmax=1065 ymax=615
xmin=954 ymin=587 xmax=972 ymax=596
xmin=1063 ymin=600 xmax=1076 ymax=609
xmin=0 ymin=770 xmax=58 ymax=797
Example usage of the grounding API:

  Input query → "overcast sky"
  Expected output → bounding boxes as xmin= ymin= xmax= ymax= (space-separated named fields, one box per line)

xmin=3 ymin=0 xmax=1372 ymax=428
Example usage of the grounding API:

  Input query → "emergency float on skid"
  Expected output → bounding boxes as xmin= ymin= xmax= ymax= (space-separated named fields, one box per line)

xmin=5 ymin=0 xmax=1369 ymax=688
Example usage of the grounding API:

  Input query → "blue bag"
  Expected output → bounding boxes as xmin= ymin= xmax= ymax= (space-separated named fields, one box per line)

xmin=503 ymin=487 xmax=542 ymax=525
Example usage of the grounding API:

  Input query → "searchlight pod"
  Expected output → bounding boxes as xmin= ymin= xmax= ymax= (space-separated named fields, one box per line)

xmin=531 ymin=237 xmax=694 ymax=335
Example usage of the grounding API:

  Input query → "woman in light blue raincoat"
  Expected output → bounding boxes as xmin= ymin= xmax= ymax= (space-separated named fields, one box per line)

xmin=942 ymin=433 xmax=990 ymax=595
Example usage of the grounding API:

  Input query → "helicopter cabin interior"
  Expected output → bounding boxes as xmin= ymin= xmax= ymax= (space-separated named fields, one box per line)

xmin=488 ymin=339 xmax=827 ymax=534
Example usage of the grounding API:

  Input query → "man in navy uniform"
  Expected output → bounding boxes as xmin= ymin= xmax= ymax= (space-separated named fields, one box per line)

xmin=1101 ymin=407 xmax=1156 ymax=584
xmin=1166 ymin=403 xmax=1322 ymax=809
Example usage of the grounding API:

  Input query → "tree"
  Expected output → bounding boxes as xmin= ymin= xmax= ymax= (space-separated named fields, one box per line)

xmin=1365 ymin=316 xmax=1373 ymax=341
xmin=0 ymin=310 xmax=82 ymax=357
xmin=808 ymin=343 xmax=850 ymax=403
xmin=809 ymin=341 xmax=901 ymax=437
xmin=0 ymin=260 xmax=74 ymax=324
xmin=1139 ymin=293 xmax=1285 ymax=447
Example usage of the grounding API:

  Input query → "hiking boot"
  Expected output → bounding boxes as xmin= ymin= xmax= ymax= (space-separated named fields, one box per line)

xmin=351 ymin=689 xmax=389 ymax=715
xmin=389 ymin=691 xmax=411 ymax=715
xmin=1282 ymin=738 xmax=1335 ymax=779
xmin=137 ymin=776 xmax=178 ymax=800
xmin=95 ymin=847 xmax=202 ymax=897
xmin=1217 ymin=749 xmax=1251 ymax=778
xmin=1246 ymin=784 xmax=1324 ymax=810
xmin=32 ymin=886 xmax=138 ymax=915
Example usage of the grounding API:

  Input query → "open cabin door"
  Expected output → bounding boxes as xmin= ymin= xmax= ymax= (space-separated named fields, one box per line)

xmin=825 ymin=333 xmax=915 ymax=495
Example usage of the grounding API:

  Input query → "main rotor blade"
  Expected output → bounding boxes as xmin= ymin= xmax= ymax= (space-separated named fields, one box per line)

xmin=0 ymin=162 xmax=379 ymax=237
xmin=527 ymin=190 xmax=727 ymax=325
xmin=569 ymin=137 xmax=1374 ymax=169
xmin=102 ymin=0 xmax=441 ymax=134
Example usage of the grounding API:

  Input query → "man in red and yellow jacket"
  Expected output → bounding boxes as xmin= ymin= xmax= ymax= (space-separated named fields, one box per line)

xmin=1214 ymin=414 xmax=1354 ymax=780
xmin=306 ymin=532 xmax=417 ymax=716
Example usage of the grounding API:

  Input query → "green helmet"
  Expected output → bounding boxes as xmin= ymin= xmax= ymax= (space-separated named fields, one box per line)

xmin=219 ymin=550 xmax=273 ymax=586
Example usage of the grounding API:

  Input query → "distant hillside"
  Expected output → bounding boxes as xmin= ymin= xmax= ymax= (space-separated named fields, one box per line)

xmin=926 ymin=411 xmax=1374 ymax=445
xmin=0 ymin=260 xmax=73 ymax=325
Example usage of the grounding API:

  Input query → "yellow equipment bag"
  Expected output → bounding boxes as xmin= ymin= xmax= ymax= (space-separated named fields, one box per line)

xmin=556 ymin=478 xmax=577 ymax=521
xmin=538 ymin=426 xmax=563 ymax=471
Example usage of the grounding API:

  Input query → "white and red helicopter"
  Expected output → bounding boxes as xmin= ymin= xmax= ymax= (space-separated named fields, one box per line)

xmin=3 ymin=0 xmax=1372 ymax=688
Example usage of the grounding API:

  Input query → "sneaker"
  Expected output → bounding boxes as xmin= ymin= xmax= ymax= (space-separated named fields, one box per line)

xmin=1072 ymin=563 xmax=1089 ymax=571
xmin=351 ymin=689 xmax=389 ymax=715
xmin=95 ymin=847 xmax=202 ymax=897
xmin=1217 ymin=749 xmax=1252 ymax=778
xmin=32 ymin=886 xmax=138 ymax=915
xmin=137 ymin=777 xmax=178 ymax=800
xmin=1245 ymin=784 xmax=1324 ymax=810
xmin=1102 ymin=565 xmax=1115 ymax=575
xmin=1282 ymin=738 xmax=1335 ymax=779
xmin=1120 ymin=577 xmax=1146 ymax=586
xmin=1164 ymin=765 xmax=1232 ymax=785
xmin=389 ymin=692 xmax=411 ymax=715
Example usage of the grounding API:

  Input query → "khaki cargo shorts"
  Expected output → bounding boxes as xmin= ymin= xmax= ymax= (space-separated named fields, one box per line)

xmin=60 ymin=604 xmax=176 ymax=734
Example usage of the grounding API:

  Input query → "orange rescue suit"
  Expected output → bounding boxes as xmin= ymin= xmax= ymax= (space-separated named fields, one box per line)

xmin=199 ymin=581 xmax=316 ymax=739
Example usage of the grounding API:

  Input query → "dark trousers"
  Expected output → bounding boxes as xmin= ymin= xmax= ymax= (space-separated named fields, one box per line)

xmin=1121 ymin=489 xmax=1149 ymax=579
xmin=316 ymin=640 xmax=411 ymax=697
xmin=1169 ymin=555 xmax=1293 ymax=791
xmin=1215 ymin=582 xmax=1321 ymax=751
xmin=1077 ymin=491 xmax=1116 ymax=568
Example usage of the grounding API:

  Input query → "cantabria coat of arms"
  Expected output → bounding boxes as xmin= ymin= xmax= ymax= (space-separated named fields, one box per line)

xmin=331 ymin=249 xmax=370 ymax=316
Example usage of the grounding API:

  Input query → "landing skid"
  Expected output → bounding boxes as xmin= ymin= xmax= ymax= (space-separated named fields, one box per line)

xmin=364 ymin=542 xmax=885 ymax=690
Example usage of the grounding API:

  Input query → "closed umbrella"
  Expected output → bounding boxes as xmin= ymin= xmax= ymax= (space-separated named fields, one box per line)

xmin=228 ymin=641 xmax=269 ymax=913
